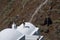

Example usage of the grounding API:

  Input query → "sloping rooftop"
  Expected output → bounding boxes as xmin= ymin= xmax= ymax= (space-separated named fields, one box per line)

xmin=0 ymin=25 xmax=24 ymax=40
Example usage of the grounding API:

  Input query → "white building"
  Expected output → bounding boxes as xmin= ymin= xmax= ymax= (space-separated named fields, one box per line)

xmin=0 ymin=22 xmax=44 ymax=40
xmin=0 ymin=23 xmax=25 ymax=40
xmin=0 ymin=28 xmax=25 ymax=40
xmin=17 ymin=22 xmax=44 ymax=40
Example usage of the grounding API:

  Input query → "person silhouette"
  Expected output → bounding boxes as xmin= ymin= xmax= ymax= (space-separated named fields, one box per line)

xmin=44 ymin=16 xmax=52 ymax=26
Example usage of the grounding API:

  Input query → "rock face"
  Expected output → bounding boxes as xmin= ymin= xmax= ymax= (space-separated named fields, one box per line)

xmin=0 ymin=0 xmax=60 ymax=40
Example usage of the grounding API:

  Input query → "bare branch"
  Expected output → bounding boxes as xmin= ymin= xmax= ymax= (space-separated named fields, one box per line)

xmin=29 ymin=0 xmax=48 ymax=22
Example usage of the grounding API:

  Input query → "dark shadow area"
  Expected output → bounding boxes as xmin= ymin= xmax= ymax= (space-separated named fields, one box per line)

xmin=44 ymin=17 xmax=52 ymax=26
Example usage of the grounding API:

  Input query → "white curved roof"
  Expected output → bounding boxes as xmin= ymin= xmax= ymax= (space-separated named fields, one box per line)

xmin=17 ymin=22 xmax=39 ymax=35
xmin=0 ymin=28 xmax=24 ymax=40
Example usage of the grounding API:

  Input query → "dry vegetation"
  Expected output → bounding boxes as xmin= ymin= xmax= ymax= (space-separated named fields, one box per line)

xmin=0 ymin=0 xmax=60 ymax=40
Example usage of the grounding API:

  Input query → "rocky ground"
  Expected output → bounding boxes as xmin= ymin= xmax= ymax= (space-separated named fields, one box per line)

xmin=0 ymin=0 xmax=60 ymax=40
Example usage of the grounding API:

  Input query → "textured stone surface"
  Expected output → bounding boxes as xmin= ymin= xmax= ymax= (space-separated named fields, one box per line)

xmin=0 ymin=0 xmax=60 ymax=40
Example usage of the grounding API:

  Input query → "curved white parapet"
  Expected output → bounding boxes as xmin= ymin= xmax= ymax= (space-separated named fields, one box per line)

xmin=0 ymin=28 xmax=24 ymax=40
xmin=25 ymin=22 xmax=36 ymax=29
